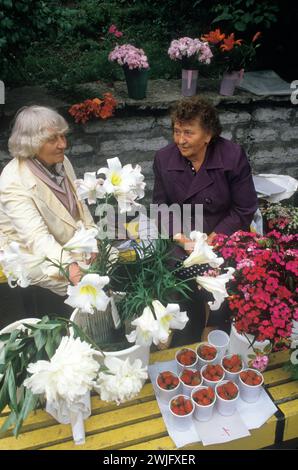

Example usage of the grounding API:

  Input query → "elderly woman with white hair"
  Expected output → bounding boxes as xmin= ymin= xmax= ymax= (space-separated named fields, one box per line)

xmin=0 ymin=105 xmax=95 ymax=302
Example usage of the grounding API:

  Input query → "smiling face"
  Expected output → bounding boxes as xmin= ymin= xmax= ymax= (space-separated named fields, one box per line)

xmin=36 ymin=133 xmax=67 ymax=167
xmin=173 ymin=119 xmax=212 ymax=162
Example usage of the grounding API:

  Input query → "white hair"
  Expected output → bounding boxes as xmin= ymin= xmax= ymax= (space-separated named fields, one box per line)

xmin=8 ymin=105 xmax=69 ymax=159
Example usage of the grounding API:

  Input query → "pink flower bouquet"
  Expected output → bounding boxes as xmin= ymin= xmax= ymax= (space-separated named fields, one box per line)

xmin=168 ymin=37 xmax=213 ymax=67
xmin=109 ymin=44 xmax=149 ymax=70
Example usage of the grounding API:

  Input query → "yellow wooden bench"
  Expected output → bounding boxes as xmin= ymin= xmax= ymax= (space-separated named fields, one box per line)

xmin=0 ymin=344 xmax=297 ymax=450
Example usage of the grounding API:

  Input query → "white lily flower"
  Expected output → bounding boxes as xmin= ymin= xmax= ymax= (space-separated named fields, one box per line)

xmin=183 ymin=231 xmax=224 ymax=268
xmin=196 ymin=267 xmax=235 ymax=310
xmin=65 ymin=273 xmax=110 ymax=314
xmin=74 ymin=172 xmax=105 ymax=204
xmin=116 ymin=190 xmax=141 ymax=214
xmin=152 ymin=300 xmax=189 ymax=340
xmin=126 ymin=306 xmax=160 ymax=346
xmin=97 ymin=157 xmax=145 ymax=212
xmin=24 ymin=336 xmax=99 ymax=405
xmin=96 ymin=356 xmax=148 ymax=404
xmin=63 ymin=222 xmax=98 ymax=256
xmin=0 ymin=241 xmax=45 ymax=288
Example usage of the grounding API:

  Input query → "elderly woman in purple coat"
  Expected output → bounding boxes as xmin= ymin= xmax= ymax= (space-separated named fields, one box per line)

xmin=153 ymin=96 xmax=258 ymax=344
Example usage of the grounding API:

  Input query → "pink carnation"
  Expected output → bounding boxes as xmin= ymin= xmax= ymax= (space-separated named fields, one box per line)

xmin=109 ymin=44 xmax=149 ymax=70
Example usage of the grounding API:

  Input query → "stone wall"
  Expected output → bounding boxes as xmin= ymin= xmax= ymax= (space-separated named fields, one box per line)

xmin=0 ymin=79 xmax=297 ymax=207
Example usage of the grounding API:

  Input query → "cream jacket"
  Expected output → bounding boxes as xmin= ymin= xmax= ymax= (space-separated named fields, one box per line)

xmin=0 ymin=156 xmax=95 ymax=296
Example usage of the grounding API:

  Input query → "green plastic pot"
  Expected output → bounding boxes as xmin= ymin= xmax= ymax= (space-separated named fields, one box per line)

xmin=123 ymin=66 xmax=148 ymax=100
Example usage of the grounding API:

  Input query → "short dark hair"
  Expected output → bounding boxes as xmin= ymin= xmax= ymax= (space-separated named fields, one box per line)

xmin=170 ymin=96 xmax=222 ymax=139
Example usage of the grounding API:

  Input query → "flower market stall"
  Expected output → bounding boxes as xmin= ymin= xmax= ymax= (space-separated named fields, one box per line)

xmin=0 ymin=156 xmax=297 ymax=449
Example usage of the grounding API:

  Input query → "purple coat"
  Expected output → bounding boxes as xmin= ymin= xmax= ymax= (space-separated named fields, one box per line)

xmin=152 ymin=137 xmax=258 ymax=236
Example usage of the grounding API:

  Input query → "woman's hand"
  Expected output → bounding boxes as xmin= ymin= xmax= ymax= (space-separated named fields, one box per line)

xmin=207 ymin=232 xmax=217 ymax=245
xmin=69 ymin=262 xmax=82 ymax=285
xmin=86 ymin=252 xmax=98 ymax=265
xmin=173 ymin=233 xmax=195 ymax=254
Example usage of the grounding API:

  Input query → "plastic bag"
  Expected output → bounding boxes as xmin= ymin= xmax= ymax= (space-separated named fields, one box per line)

xmin=253 ymin=174 xmax=298 ymax=203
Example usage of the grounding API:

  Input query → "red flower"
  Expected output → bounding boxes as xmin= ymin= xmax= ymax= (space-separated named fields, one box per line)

xmin=214 ymin=231 xmax=297 ymax=351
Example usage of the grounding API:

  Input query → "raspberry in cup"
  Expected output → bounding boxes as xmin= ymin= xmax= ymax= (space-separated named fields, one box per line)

xmin=221 ymin=354 xmax=244 ymax=381
xmin=175 ymin=348 xmax=198 ymax=373
xmin=201 ymin=363 xmax=225 ymax=389
xmin=215 ymin=380 xmax=239 ymax=416
xmin=156 ymin=370 xmax=181 ymax=403
xmin=191 ymin=386 xmax=216 ymax=422
xmin=179 ymin=368 xmax=202 ymax=396
xmin=239 ymin=368 xmax=264 ymax=403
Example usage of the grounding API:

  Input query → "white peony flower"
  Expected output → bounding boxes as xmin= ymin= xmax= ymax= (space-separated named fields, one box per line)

xmin=96 ymin=356 xmax=148 ymax=404
xmin=74 ymin=172 xmax=105 ymax=204
xmin=152 ymin=300 xmax=189 ymax=342
xmin=126 ymin=306 xmax=160 ymax=346
xmin=24 ymin=336 xmax=99 ymax=405
xmin=97 ymin=157 xmax=145 ymax=213
xmin=0 ymin=241 xmax=45 ymax=288
xmin=196 ymin=267 xmax=235 ymax=311
xmin=183 ymin=231 xmax=224 ymax=268
xmin=65 ymin=273 xmax=110 ymax=314
xmin=63 ymin=221 xmax=99 ymax=256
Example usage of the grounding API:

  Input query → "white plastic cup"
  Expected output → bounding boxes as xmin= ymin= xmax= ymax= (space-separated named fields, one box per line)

xmin=169 ymin=394 xmax=194 ymax=431
xmin=156 ymin=371 xmax=181 ymax=403
xmin=215 ymin=380 xmax=239 ymax=416
xmin=201 ymin=363 xmax=225 ymax=389
xmin=191 ymin=386 xmax=216 ymax=422
xmin=196 ymin=342 xmax=219 ymax=369
xmin=175 ymin=348 xmax=198 ymax=374
xmin=179 ymin=368 xmax=202 ymax=397
xmin=221 ymin=354 xmax=244 ymax=383
xmin=208 ymin=330 xmax=230 ymax=361
xmin=238 ymin=368 xmax=264 ymax=403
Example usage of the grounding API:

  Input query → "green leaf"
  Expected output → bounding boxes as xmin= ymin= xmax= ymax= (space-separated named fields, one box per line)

xmin=44 ymin=332 xmax=56 ymax=358
xmin=14 ymin=388 xmax=39 ymax=437
xmin=247 ymin=354 xmax=256 ymax=359
xmin=234 ymin=21 xmax=246 ymax=31
xmin=212 ymin=12 xmax=233 ymax=23
xmin=33 ymin=329 xmax=47 ymax=351
xmin=0 ymin=410 xmax=17 ymax=436
xmin=0 ymin=378 xmax=8 ymax=413
xmin=7 ymin=363 xmax=17 ymax=414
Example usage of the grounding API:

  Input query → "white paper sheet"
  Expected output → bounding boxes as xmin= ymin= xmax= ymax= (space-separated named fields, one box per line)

xmin=236 ymin=389 xmax=277 ymax=429
xmin=193 ymin=411 xmax=250 ymax=446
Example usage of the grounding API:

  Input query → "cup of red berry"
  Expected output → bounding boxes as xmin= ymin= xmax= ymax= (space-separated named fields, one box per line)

xmin=169 ymin=394 xmax=194 ymax=430
xmin=221 ymin=354 xmax=244 ymax=382
xmin=196 ymin=342 xmax=218 ymax=368
xmin=191 ymin=386 xmax=216 ymax=422
xmin=175 ymin=348 xmax=198 ymax=373
xmin=201 ymin=363 xmax=225 ymax=389
xmin=156 ymin=370 xmax=181 ymax=403
xmin=239 ymin=368 xmax=264 ymax=403
xmin=215 ymin=380 xmax=239 ymax=416
xmin=179 ymin=368 xmax=202 ymax=396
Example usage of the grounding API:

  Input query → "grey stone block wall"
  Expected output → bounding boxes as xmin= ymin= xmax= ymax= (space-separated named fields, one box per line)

xmin=0 ymin=82 xmax=297 ymax=208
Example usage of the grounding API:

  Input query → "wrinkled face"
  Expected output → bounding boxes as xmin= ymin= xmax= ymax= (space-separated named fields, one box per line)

xmin=36 ymin=133 xmax=67 ymax=166
xmin=173 ymin=119 xmax=211 ymax=161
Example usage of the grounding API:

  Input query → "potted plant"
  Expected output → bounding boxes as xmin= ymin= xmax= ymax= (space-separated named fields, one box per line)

xmin=168 ymin=37 xmax=213 ymax=96
xmin=109 ymin=44 xmax=149 ymax=99
xmin=201 ymin=28 xmax=261 ymax=95
xmin=213 ymin=230 xmax=298 ymax=369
